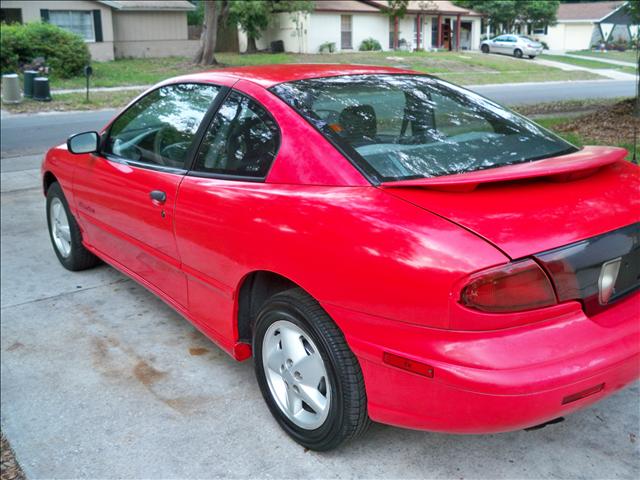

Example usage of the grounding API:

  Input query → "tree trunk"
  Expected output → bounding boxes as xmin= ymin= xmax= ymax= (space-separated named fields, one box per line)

xmin=194 ymin=0 xmax=220 ymax=65
xmin=246 ymin=36 xmax=258 ymax=54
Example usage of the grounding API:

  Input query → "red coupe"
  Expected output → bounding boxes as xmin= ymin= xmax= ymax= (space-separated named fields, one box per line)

xmin=42 ymin=65 xmax=639 ymax=451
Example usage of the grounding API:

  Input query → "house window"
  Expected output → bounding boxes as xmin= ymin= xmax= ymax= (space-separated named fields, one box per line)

xmin=49 ymin=10 xmax=95 ymax=41
xmin=341 ymin=15 xmax=352 ymax=49
xmin=0 ymin=8 xmax=22 ymax=24
xmin=533 ymin=24 xmax=548 ymax=35
xmin=389 ymin=16 xmax=394 ymax=49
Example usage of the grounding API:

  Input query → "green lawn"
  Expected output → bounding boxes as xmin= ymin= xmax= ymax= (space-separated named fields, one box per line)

xmin=568 ymin=49 xmax=638 ymax=64
xmin=50 ymin=50 xmax=603 ymax=91
xmin=2 ymin=89 xmax=144 ymax=114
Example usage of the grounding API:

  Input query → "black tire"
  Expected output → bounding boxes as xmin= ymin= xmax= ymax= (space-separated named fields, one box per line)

xmin=528 ymin=55 xmax=536 ymax=59
xmin=481 ymin=44 xmax=490 ymax=54
xmin=46 ymin=182 xmax=100 ymax=271
xmin=253 ymin=288 xmax=370 ymax=451
xmin=514 ymin=48 xmax=523 ymax=58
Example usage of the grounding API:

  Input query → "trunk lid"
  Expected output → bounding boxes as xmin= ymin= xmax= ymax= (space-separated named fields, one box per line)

xmin=381 ymin=146 xmax=639 ymax=259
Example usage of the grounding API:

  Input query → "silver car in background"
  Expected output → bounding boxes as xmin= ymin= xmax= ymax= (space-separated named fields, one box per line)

xmin=481 ymin=35 xmax=544 ymax=59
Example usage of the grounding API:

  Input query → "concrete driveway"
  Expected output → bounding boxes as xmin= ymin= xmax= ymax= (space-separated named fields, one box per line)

xmin=1 ymin=120 xmax=639 ymax=479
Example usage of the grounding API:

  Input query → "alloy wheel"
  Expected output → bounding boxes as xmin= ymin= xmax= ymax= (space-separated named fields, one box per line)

xmin=49 ymin=197 xmax=72 ymax=258
xmin=261 ymin=320 xmax=331 ymax=430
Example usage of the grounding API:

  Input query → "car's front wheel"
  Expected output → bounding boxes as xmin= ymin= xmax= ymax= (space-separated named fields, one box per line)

xmin=253 ymin=288 xmax=370 ymax=451
xmin=514 ymin=48 xmax=523 ymax=58
xmin=46 ymin=182 xmax=100 ymax=271
xmin=481 ymin=44 xmax=490 ymax=54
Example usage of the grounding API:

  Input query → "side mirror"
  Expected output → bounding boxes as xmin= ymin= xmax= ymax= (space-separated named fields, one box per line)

xmin=67 ymin=131 xmax=100 ymax=154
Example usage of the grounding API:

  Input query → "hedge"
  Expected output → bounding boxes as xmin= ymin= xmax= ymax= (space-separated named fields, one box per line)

xmin=1 ymin=22 xmax=91 ymax=78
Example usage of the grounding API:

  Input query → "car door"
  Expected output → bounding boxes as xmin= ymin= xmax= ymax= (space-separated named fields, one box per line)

xmin=72 ymin=83 xmax=222 ymax=307
xmin=491 ymin=35 xmax=508 ymax=53
xmin=173 ymin=89 xmax=281 ymax=343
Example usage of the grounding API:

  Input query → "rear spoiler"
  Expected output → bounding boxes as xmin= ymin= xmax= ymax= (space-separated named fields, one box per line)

xmin=379 ymin=146 xmax=628 ymax=192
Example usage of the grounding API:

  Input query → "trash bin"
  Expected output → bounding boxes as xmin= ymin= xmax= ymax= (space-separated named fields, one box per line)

xmin=23 ymin=70 xmax=38 ymax=98
xmin=2 ymin=74 xmax=22 ymax=104
xmin=33 ymin=77 xmax=52 ymax=101
xmin=271 ymin=40 xmax=285 ymax=53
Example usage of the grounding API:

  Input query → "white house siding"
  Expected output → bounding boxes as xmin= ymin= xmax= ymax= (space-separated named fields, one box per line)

xmin=564 ymin=23 xmax=597 ymax=50
xmin=351 ymin=13 xmax=389 ymax=51
xmin=541 ymin=22 xmax=595 ymax=50
xmin=2 ymin=0 xmax=115 ymax=60
xmin=307 ymin=12 xmax=341 ymax=52
xmin=239 ymin=10 xmax=481 ymax=54
xmin=111 ymin=10 xmax=198 ymax=58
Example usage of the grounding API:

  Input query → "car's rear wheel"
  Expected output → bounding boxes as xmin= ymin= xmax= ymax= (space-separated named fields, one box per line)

xmin=528 ymin=55 xmax=535 ymax=59
xmin=514 ymin=48 xmax=523 ymax=58
xmin=253 ymin=288 xmax=370 ymax=451
xmin=481 ymin=44 xmax=490 ymax=54
xmin=46 ymin=182 xmax=100 ymax=271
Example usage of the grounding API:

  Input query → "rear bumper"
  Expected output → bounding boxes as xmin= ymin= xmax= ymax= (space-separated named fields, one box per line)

xmin=324 ymin=292 xmax=640 ymax=433
xmin=523 ymin=46 xmax=543 ymax=56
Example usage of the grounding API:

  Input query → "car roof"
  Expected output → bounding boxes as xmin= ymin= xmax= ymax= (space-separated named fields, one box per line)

xmin=174 ymin=64 xmax=421 ymax=88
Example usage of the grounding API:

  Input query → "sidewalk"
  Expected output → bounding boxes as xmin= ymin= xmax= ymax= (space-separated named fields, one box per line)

xmin=547 ymin=51 xmax=637 ymax=68
xmin=534 ymin=57 xmax=637 ymax=81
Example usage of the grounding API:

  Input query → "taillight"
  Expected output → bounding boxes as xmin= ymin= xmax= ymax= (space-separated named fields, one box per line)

xmin=460 ymin=259 xmax=557 ymax=313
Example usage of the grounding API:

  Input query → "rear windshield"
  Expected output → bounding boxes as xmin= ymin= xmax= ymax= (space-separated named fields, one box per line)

xmin=271 ymin=74 xmax=576 ymax=182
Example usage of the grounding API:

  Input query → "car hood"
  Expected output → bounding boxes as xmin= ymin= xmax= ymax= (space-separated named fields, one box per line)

xmin=381 ymin=146 xmax=640 ymax=259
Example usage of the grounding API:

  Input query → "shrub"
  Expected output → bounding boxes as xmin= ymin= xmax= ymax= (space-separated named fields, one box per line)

xmin=359 ymin=37 xmax=382 ymax=51
xmin=319 ymin=41 xmax=336 ymax=53
xmin=0 ymin=22 xmax=90 ymax=77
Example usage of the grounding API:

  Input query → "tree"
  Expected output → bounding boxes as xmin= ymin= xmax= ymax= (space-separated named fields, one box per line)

xmin=229 ymin=1 xmax=314 ymax=54
xmin=194 ymin=0 xmax=220 ymax=65
xmin=454 ymin=0 xmax=558 ymax=34
xmin=383 ymin=1 xmax=408 ymax=49
xmin=188 ymin=0 xmax=204 ymax=26
xmin=625 ymin=0 xmax=640 ymax=25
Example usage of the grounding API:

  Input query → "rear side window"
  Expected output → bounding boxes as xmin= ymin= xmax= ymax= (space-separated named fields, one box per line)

xmin=271 ymin=74 xmax=576 ymax=182
xmin=193 ymin=91 xmax=279 ymax=178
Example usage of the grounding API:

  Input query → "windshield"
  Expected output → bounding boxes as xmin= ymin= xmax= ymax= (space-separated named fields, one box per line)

xmin=271 ymin=74 xmax=576 ymax=182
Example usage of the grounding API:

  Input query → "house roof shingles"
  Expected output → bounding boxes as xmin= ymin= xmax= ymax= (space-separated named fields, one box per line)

xmin=98 ymin=0 xmax=195 ymax=11
xmin=556 ymin=1 xmax=624 ymax=21
xmin=315 ymin=0 xmax=482 ymax=16
xmin=314 ymin=0 xmax=380 ymax=13
xmin=366 ymin=0 xmax=482 ymax=16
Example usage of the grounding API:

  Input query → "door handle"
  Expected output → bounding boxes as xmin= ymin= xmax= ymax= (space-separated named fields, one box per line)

xmin=149 ymin=190 xmax=167 ymax=204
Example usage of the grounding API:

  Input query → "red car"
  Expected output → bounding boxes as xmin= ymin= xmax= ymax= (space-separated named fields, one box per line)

xmin=42 ymin=65 xmax=639 ymax=451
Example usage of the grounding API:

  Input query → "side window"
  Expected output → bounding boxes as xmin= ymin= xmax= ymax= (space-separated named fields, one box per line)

xmin=193 ymin=91 xmax=279 ymax=178
xmin=430 ymin=91 xmax=495 ymax=138
xmin=105 ymin=83 xmax=219 ymax=169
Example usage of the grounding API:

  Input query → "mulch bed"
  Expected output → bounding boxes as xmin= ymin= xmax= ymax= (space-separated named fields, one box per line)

xmin=556 ymin=98 xmax=640 ymax=144
xmin=1 ymin=432 xmax=25 ymax=480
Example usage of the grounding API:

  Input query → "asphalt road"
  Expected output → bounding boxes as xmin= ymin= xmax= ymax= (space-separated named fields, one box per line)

xmin=1 ymin=78 xmax=639 ymax=478
xmin=1 ymin=79 xmax=636 ymax=159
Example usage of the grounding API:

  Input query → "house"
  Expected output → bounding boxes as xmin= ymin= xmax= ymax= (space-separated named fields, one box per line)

xmin=0 ymin=0 xmax=199 ymax=61
xmin=523 ymin=1 xmax=636 ymax=51
xmin=239 ymin=0 xmax=483 ymax=54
